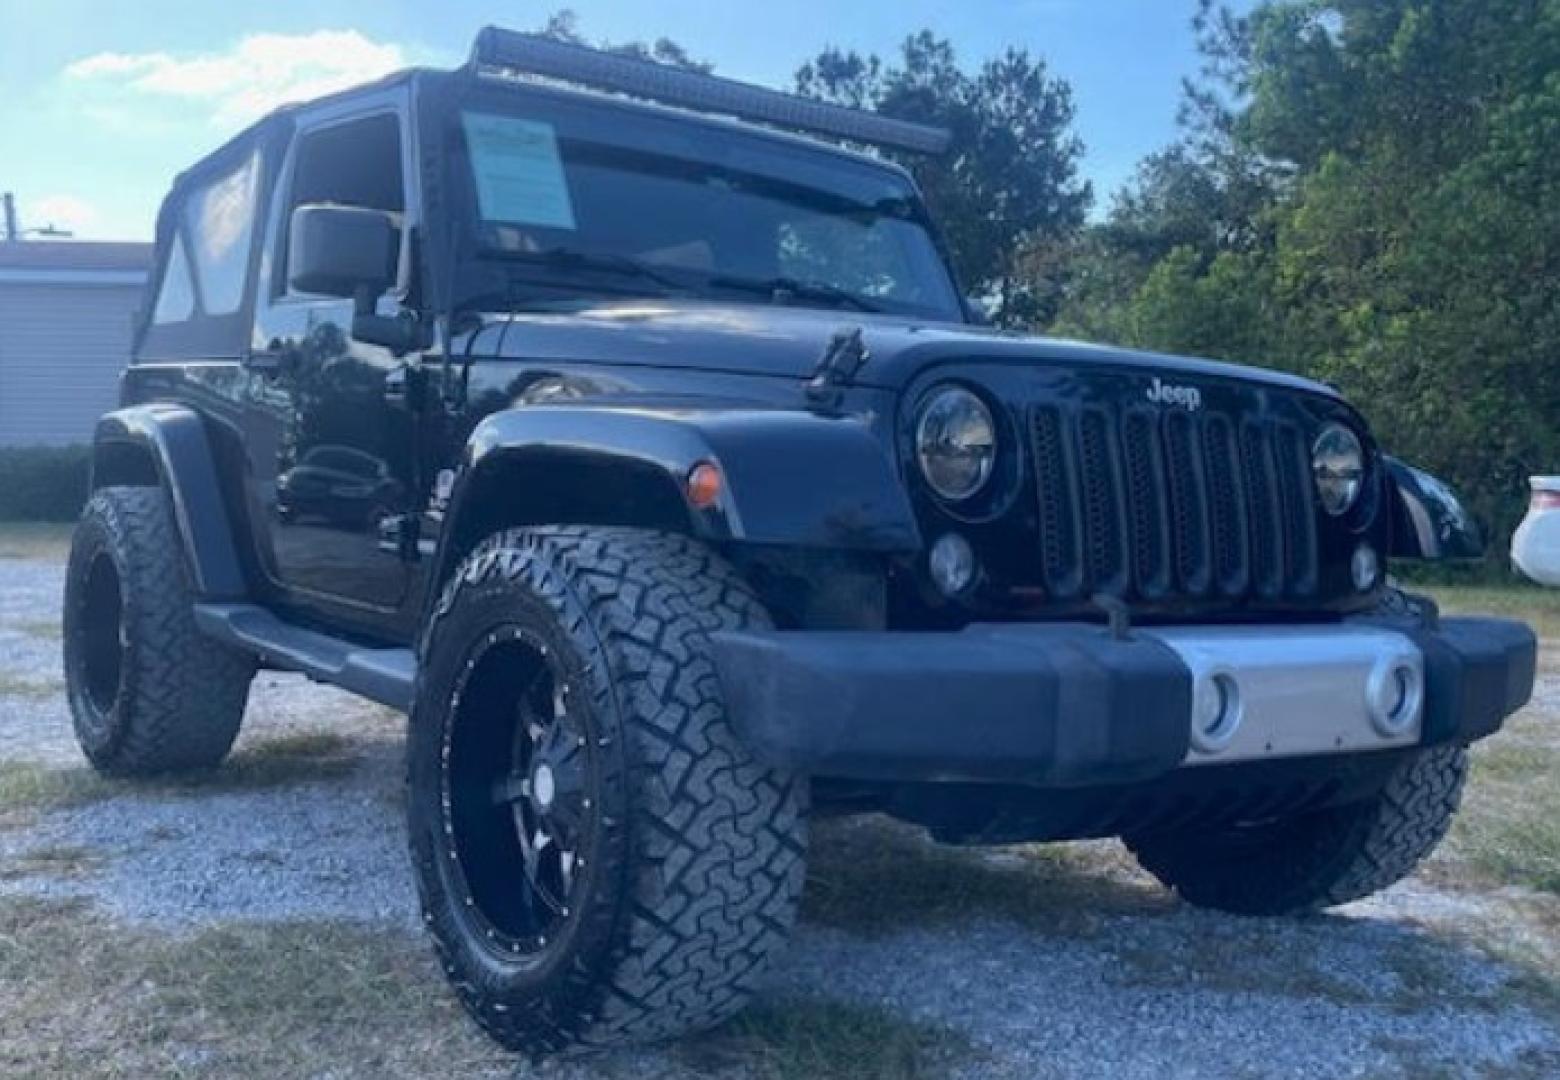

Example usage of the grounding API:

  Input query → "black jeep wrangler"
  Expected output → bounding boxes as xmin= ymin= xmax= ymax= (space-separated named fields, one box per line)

xmin=64 ymin=28 xmax=1536 ymax=1054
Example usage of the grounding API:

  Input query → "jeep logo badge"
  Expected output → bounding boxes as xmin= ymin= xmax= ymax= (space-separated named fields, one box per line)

xmin=1146 ymin=377 xmax=1203 ymax=411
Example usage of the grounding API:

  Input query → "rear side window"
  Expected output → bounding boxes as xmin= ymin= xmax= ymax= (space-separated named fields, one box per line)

xmin=186 ymin=150 xmax=261 ymax=315
xmin=139 ymin=139 xmax=271 ymax=359
xmin=151 ymin=238 xmax=196 ymax=324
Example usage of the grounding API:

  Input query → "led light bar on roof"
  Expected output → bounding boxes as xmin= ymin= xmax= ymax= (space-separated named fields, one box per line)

xmin=467 ymin=27 xmax=953 ymax=156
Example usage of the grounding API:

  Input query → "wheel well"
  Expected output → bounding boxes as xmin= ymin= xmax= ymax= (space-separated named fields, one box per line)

xmin=442 ymin=450 xmax=695 ymax=577
xmin=91 ymin=439 xmax=160 ymax=490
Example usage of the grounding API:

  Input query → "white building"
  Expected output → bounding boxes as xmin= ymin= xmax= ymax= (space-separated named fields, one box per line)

xmin=0 ymin=242 xmax=151 ymax=447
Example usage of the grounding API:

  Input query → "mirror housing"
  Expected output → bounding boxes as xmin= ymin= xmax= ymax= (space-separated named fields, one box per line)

xmin=287 ymin=204 xmax=397 ymax=309
xmin=288 ymin=204 xmax=426 ymax=355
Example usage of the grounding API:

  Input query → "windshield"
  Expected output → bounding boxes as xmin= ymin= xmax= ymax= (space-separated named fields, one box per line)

xmin=453 ymin=91 xmax=964 ymax=321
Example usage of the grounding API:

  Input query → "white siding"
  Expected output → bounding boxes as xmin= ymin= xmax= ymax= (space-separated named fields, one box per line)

xmin=0 ymin=282 xmax=142 ymax=447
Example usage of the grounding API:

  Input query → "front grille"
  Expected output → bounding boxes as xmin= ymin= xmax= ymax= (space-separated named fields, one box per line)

xmin=1028 ymin=404 xmax=1318 ymax=604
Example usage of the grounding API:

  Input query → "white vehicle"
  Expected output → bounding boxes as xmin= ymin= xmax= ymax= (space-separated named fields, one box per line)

xmin=1512 ymin=477 xmax=1560 ymax=585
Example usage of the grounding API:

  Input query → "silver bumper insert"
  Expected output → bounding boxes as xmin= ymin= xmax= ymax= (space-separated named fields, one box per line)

xmin=1139 ymin=625 xmax=1425 ymax=766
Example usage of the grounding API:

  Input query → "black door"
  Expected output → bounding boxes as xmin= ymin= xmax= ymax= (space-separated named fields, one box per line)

xmin=245 ymin=109 xmax=416 ymax=616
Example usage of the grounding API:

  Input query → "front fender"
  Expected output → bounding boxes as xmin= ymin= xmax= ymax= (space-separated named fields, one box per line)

xmin=91 ymin=404 xmax=247 ymax=598
xmin=446 ymin=402 xmax=921 ymax=552
xmin=1385 ymin=457 xmax=1484 ymax=560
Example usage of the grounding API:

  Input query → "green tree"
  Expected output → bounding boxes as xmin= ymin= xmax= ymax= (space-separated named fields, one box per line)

xmin=795 ymin=33 xmax=1092 ymax=325
xmin=537 ymin=9 xmax=712 ymax=72
xmin=1055 ymin=0 xmax=1560 ymax=562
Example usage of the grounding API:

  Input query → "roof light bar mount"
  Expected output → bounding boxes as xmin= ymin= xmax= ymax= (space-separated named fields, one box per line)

xmin=467 ymin=26 xmax=952 ymax=156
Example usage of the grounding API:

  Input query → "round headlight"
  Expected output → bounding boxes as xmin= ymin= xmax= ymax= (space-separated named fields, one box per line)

xmin=917 ymin=386 xmax=996 ymax=501
xmin=1313 ymin=423 xmax=1365 ymax=516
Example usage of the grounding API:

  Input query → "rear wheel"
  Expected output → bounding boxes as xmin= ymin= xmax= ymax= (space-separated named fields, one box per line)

xmin=63 ymin=487 xmax=254 ymax=775
xmin=1126 ymin=745 xmax=1467 ymax=915
xmin=408 ymin=526 xmax=807 ymax=1054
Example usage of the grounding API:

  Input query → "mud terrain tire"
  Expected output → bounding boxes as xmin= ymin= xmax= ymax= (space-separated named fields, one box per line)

xmin=408 ymin=526 xmax=807 ymax=1054
xmin=63 ymin=486 xmax=254 ymax=775
xmin=1126 ymin=744 xmax=1467 ymax=915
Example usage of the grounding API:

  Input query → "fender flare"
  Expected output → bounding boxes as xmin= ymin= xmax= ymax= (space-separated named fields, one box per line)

xmin=90 ymin=404 xmax=248 ymax=599
xmin=1384 ymin=456 xmax=1484 ymax=560
xmin=432 ymin=403 xmax=922 ymax=584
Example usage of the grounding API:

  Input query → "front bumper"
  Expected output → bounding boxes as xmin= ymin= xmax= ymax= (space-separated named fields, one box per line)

xmin=709 ymin=616 xmax=1536 ymax=787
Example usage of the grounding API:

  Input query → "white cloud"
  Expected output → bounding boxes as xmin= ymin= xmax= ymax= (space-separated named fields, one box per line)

xmin=28 ymin=194 xmax=99 ymax=234
xmin=64 ymin=31 xmax=406 ymax=127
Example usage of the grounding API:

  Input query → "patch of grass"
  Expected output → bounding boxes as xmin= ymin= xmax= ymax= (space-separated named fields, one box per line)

xmin=1425 ymin=585 xmax=1560 ymax=640
xmin=0 ymin=896 xmax=511 ymax=1079
xmin=219 ymin=732 xmax=360 ymax=787
xmin=0 ymin=737 xmax=363 ymax=818
xmin=0 ymin=522 xmax=74 ymax=561
xmin=0 ymin=896 xmax=977 ymax=1080
xmin=0 ymin=761 xmax=120 ymax=815
xmin=0 ymin=673 xmax=61 ymax=699
xmin=802 ymin=817 xmax=1170 ymax=938
xmin=0 ymin=844 xmax=100 ymax=882
xmin=11 ymin=619 xmax=62 ymax=641
xmin=1435 ymin=722 xmax=1560 ymax=896
xmin=680 ymin=996 xmax=973 ymax=1080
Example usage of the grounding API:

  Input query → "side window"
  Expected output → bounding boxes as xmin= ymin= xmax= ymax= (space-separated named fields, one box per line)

xmin=280 ymin=114 xmax=406 ymax=297
xmin=147 ymin=149 xmax=260 ymax=327
xmin=151 ymin=237 xmax=196 ymax=324
xmin=185 ymin=149 xmax=261 ymax=315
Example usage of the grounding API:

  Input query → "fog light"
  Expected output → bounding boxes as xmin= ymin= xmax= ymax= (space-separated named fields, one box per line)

xmin=929 ymin=533 xmax=977 ymax=596
xmin=1367 ymin=660 xmax=1421 ymax=736
xmin=1351 ymin=543 xmax=1379 ymax=591
xmin=1190 ymin=672 xmax=1243 ymax=754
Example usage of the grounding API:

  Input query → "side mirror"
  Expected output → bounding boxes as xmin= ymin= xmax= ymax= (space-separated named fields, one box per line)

xmin=288 ymin=204 xmax=426 ymax=355
xmin=287 ymin=204 xmax=397 ymax=312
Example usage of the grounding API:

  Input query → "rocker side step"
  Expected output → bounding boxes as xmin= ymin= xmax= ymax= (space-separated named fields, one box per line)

xmin=192 ymin=603 xmax=417 ymax=712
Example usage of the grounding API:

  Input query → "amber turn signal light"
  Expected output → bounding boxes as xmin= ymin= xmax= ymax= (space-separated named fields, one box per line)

xmin=686 ymin=462 xmax=723 ymax=509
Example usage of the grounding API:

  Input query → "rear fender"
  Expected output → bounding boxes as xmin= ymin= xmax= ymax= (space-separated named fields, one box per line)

xmin=90 ymin=405 xmax=247 ymax=599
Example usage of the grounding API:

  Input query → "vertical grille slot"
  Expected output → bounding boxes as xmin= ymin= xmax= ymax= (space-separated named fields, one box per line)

xmin=1121 ymin=411 xmax=1172 ymax=598
xmin=1078 ymin=408 xmax=1129 ymax=595
xmin=1162 ymin=411 xmax=1212 ymax=596
xmin=1030 ymin=406 xmax=1085 ymax=597
xmin=1241 ymin=421 xmax=1284 ymax=599
xmin=1202 ymin=414 xmax=1249 ymax=596
xmin=1274 ymin=423 xmax=1318 ymax=595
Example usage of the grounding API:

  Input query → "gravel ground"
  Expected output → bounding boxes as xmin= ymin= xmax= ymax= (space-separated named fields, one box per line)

xmin=3 ymin=553 xmax=1560 ymax=1078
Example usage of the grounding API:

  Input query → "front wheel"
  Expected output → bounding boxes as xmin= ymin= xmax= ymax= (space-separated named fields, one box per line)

xmin=1125 ymin=745 xmax=1468 ymax=915
xmin=407 ymin=527 xmax=807 ymax=1054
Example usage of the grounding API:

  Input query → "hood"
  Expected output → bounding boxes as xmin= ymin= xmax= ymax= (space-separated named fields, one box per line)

xmin=462 ymin=299 xmax=1336 ymax=399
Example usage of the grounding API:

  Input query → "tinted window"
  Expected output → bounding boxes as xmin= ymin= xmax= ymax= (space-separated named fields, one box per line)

xmin=185 ymin=149 xmax=260 ymax=315
xmin=458 ymin=100 xmax=962 ymax=320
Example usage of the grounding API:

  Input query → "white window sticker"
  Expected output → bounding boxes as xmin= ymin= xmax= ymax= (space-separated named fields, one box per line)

xmin=462 ymin=113 xmax=577 ymax=230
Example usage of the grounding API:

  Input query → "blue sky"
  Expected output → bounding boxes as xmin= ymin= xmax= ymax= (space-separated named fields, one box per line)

xmin=0 ymin=1 xmax=1250 ymax=241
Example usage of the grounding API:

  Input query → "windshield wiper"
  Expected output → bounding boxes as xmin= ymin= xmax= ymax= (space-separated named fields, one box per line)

xmin=487 ymin=247 xmax=693 ymax=296
xmin=706 ymin=273 xmax=884 ymax=313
